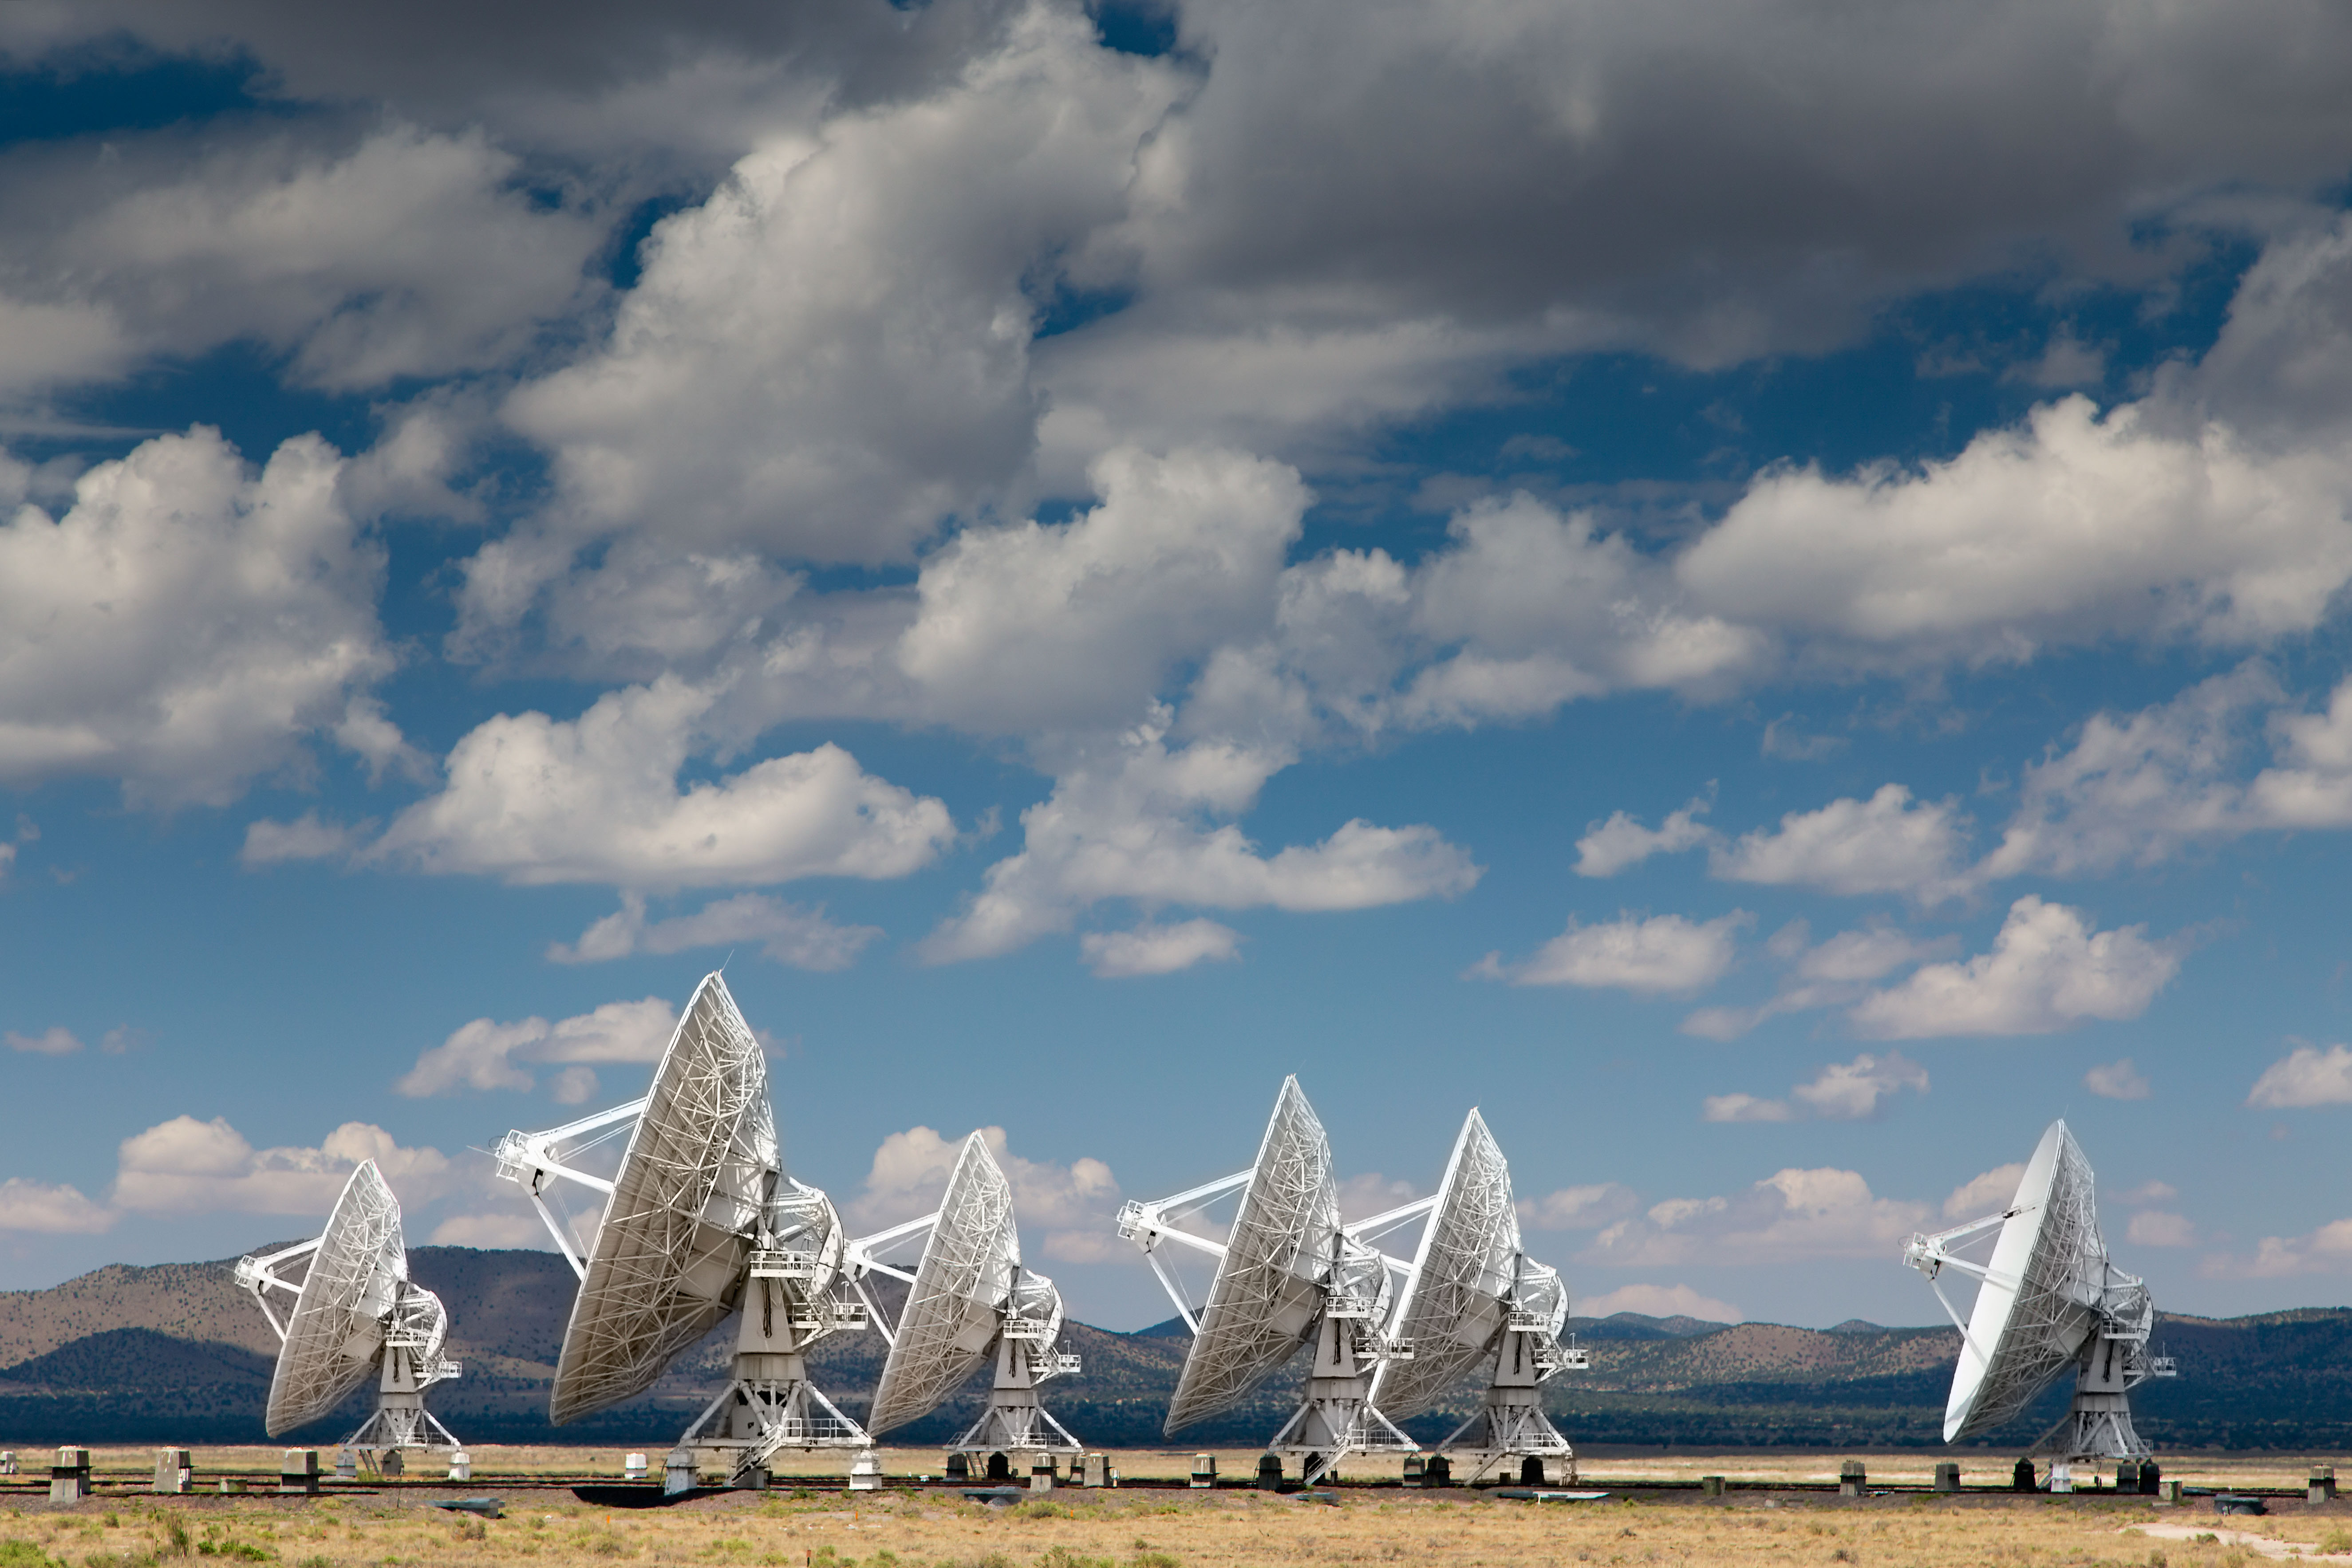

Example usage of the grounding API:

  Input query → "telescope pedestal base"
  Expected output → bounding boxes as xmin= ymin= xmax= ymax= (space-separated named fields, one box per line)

xmin=679 ymin=1361 xmax=869 ymax=1489
xmin=344 ymin=1402 xmax=462 ymax=1458
xmin=1437 ymin=1388 xmax=1577 ymax=1484
xmin=679 ymin=1377 xmax=871 ymax=1489
xmin=953 ymin=1340 xmax=1081 ymax=1457
xmin=2034 ymin=1391 xmax=2149 ymax=1464
xmin=683 ymin=1281 xmax=871 ymax=1487
xmin=2032 ymin=1333 xmax=2151 ymax=1464
xmin=1268 ymin=1316 xmax=1414 ymax=1486
xmin=343 ymin=1344 xmax=462 ymax=1469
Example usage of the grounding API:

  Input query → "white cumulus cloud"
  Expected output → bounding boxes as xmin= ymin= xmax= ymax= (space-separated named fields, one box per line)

xmin=1979 ymin=663 xmax=2281 ymax=880
xmin=1582 ymin=1167 xmax=1930 ymax=1268
xmin=1575 ymin=797 xmax=1714 ymax=877
xmin=1696 ymin=1092 xmax=1794 ymax=1124
xmin=1079 ymin=919 xmax=1243 ymax=978
xmin=111 ymin=1118 xmax=453 ymax=1216
xmin=1400 ymin=495 xmax=1763 ymax=722
xmin=1479 ymin=910 xmax=1750 ymax=994
xmin=1711 ymin=784 xmax=1969 ymax=900
xmin=371 ymin=676 xmax=955 ymax=888
xmin=1848 ymin=896 xmax=2184 ymax=1039
xmin=1678 ymin=392 xmax=2352 ymax=661
xmin=5 ymin=1026 xmax=83 ymax=1056
xmin=923 ymin=716 xmax=1477 ymax=963
xmin=0 ymin=1178 xmax=117 ymax=1233
xmin=1942 ymin=1163 xmax=2026 ymax=1221
xmin=1518 ymin=1183 xmax=1643 ymax=1231
xmin=2 ymin=124 xmax=602 ymax=396
xmin=1703 ymin=1051 xmax=1929 ymax=1123
xmin=2246 ymin=1043 xmax=2352 ymax=1109
xmin=1796 ymin=921 xmax=1955 ymax=983
xmin=0 ymin=426 xmax=395 ymax=807
xmin=545 ymin=892 xmax=882 ymax=970
xmin=895 ymin=446 xmax=1309 ymax=734
xmin=2084 ymin=1057 xmax=2152 ymax=1101
xmin=1681 ymin=918 xmax=1957 ymax=1040
xmin=240 ymin=811 xmax=367 ymax=868
xmin=396 ymin=997 xmax=677 ymax=1097
xmin=489 ymin=5 xmax=1183 ymax=583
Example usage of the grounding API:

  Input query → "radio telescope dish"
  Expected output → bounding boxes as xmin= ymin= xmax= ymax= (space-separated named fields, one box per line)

xmin=495 ymin=973 xmax=870 ymax=1487
xmin=848 ymin=1133 xmax=1082 ymax=1455
xmin=1376 ymin=1110 xmax=1518 ymax=1418
xmin=1117 ymin=1076 xmax=1413 ymax=1484
xmin=551 ymin=971 xmax=778 ymax=1422
xmin=235 ymin=1159 xmax=462 ymax=1465
xmin=1904 ymin=1119 xmax=2176 ymax=1465
xmin=866 ymin=1133 xmax=1016 ymax=1433
xmin=1368 ymin=1110 xmax=1583 ymax=1481
xmin=1169 ymin=1076 xmax=1339 ymax=1429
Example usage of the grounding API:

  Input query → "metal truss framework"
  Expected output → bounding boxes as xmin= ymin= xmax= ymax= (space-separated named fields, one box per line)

xmin=237 ymin=1159 xmax=463 ymax=1458
xmin=1905 ymin=1121 xmax=2176 ymax=1465
xmin=496 ymin=974 xmax=870 ymax=1488
xmin=848 ymin=1134 xmax=1082 ymax=1458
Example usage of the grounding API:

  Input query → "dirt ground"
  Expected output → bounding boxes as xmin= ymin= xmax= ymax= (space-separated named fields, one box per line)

xmin=4 ymin=1448 xmax=2351 ymax=1568
xmin=4 ymin=1443 xmax=2340 ymax=1489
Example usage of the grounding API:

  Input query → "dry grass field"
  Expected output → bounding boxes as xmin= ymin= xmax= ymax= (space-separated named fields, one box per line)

xmin=5 ymin=1450 xmax=2352 ymax=1568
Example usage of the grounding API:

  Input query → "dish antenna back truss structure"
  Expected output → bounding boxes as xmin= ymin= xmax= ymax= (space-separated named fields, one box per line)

xmin=236 ymin=1159 xmax=462 ymax=1466
xmin=846 ymin=1132 xmax=1081 ymax=1458
xmin=495 ymin=973 xmax=869 ymax=1487
xmin=1903 ymin=1119 xmax=2176 ymax=1464
xmin=1117 ymin=1076 xmax=1415 ymax=1485
xmin=1370 ymin=1110 xmax=1585 ymax=1483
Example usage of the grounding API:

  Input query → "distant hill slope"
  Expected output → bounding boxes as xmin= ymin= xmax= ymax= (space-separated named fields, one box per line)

xmin=0 ymin=1256 xmax=282 ymax=1366
xmin=4 ymin=1247 xmax=2348 ymax=1451
xmin=0 ymin=1328 xmax=273 ymax=1397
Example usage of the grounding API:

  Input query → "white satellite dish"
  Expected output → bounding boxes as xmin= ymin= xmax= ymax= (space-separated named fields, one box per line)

xmin=236 ymin=1158 xmax=462 ymax=1468
xmin=1904 ymin=1119 xmax=2176 ymax=1467
xmin=493 ymin=973 xmax=870 ymax=1488
xmin=1116 ymin=1076 xmax=1415 ymax=1484
xmin=845 ymin=1132 xmax=1082 ymax=1459
xmin=1368 ymin=1109 xmax=1587 ymax=1483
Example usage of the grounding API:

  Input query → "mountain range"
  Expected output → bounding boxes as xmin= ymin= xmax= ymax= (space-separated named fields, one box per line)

xmin=3 ymin=1247 xmax=2346 ymax=1452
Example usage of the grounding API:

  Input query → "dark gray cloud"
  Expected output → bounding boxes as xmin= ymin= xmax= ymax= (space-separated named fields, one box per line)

xmin=0 ymin=120 xmax=606 ymax=396
xmin=1087 ymin=0 xmax=2352 ymax=366
xmin=0 ymin=0 xmax=1033 ymax=168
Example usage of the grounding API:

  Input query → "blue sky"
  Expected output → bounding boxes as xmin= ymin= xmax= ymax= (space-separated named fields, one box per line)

xmin=5 ymin=1 xmax=2352 ymax=1336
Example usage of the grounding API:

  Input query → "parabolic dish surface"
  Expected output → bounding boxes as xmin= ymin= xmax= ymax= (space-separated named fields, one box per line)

xmin=1374 ymin=1109 xmax=1524 ymax=1420
xmin=550 ymin=972 xmax=777 ymax=1426
xmin=267 ymin=1158 xmax=405 ymax=1437
xmin=1164 ymin=1075 xmax=1339 ymax=1434
xmin=867 ymin=1133 xmax=1019 ymax=1434
xmin=1946 ymin=1119 xmax=2106 ymax=1442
